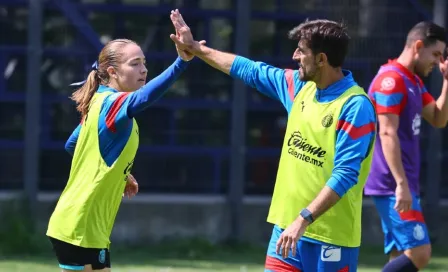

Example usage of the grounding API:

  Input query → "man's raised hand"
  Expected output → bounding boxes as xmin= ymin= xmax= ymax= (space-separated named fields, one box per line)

xmin=170 ymin=9 xmax=204 ymax=55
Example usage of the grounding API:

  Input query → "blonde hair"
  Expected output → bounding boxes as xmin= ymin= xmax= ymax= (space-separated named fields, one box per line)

xmin=71 ymin=39 xmax=137 ymax=117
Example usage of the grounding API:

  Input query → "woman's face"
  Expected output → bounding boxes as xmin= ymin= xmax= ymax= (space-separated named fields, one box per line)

xmin=110 ymin=43 xmax=148 ymax=92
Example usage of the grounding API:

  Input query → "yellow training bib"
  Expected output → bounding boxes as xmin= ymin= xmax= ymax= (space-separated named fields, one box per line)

xmin=267 ymin=81 xmax=375 ymax=247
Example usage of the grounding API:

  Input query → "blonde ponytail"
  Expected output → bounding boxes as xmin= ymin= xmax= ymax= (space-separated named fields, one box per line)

xmin=71 ymin=70 xmax=99 ymax=118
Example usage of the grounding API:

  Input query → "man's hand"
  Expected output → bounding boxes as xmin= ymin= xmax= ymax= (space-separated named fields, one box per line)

xmin=123 ymin=174 xmax=138 ymax=199
xmin=174 ymin=28 xmax=206 ymax=61
xmin=394 ymin=183 xmax=412 ymax=213
xmin=170 ymin=9 xmax=202 ymax=54
xmin=275 ymin=217 xmax=309 ymax=259
xmin=439 ymin=56 xmax=448 ymax=80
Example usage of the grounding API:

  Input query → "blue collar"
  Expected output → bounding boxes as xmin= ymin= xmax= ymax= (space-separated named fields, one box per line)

xmin=97 ymin=85 xmax=118 ymax=93
xmin=315 ymin=70 xmax=357 ymax=101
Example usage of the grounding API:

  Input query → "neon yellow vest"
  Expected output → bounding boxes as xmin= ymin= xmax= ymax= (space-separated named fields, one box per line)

xmin=267 ymin=82 xmax=374 ymax=247
xmin=47 ymin=91 xmax=139 ymax=248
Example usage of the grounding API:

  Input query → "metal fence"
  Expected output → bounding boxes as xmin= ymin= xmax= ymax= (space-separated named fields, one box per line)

xmin=0 ymin=0 xmax=447 ymax=199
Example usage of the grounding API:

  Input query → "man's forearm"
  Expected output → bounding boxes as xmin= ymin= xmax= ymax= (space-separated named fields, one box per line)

xmin=434 ymin=79 xmax=448 ymax=127
xmin=189 ymin=42 xmax=236 ymax=75
xmin=306 ymin=186 xmax=341 ymax=221
xmin=380 ymin=134 xmax=407 ymax=185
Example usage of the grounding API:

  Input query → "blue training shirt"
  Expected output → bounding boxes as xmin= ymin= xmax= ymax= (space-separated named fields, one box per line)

xmin=230 ymin=56 xmax=376 ymax=198
xmin=65 ymin=57 xmax=189 ymax=166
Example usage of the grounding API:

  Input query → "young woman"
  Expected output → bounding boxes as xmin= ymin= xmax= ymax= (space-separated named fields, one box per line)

xmin=46 ymin=37 xmax=203 ymax=272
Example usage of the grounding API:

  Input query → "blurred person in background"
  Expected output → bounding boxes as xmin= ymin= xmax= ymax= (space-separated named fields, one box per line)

xmin=46 ymin=37 xmax=205 ymax=271
xmin=169 ymin=9 xmax=376 ymax=272
xmin=365 ymin=21 xmax=448 ymax=272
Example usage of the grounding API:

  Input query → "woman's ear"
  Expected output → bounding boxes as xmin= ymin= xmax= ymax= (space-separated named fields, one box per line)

xmin=107 ymin=66 xmax=118 ymax=80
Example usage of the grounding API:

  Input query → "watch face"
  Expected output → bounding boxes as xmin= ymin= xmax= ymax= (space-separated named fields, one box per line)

xmin=301 ymin=209 xmax=313 ymax=222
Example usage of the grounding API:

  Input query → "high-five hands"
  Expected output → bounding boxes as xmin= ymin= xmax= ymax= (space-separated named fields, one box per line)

xmin=170 ymin=9 xmax=205 ymax=61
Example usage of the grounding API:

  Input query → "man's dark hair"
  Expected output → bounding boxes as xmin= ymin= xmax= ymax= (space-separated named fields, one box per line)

xmin=406 ymin=21 xmax=446 ymax=47
xmin=288 ymin=19 xmax=350 ymax=68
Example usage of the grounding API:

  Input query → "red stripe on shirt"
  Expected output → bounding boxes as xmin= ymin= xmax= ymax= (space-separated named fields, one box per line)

xmin=399 ymin=210 xmax=425 ymax=223
xmin=336 ymin=120 xmax=376 ymax=140
xmin=265 ymin=256 xmax=301 ymax=272
xmin=106 ymin=93 xmax=130 ymax=133
xmin=284 ymin=69 xmax=295 ymax=101
xmin=422 ymin=92 xmax=435 ymax=107
xmin=375 ymin=104 xmax=402 ymax=115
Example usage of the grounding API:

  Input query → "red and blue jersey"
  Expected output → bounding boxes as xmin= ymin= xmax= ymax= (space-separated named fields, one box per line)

xmin=365 ymin=59 xmax=435 ymax=196
xmin=230 ymin=56 xmax=376 ymax=201
xmin=65 ymin=57 xmax=188 ymax=165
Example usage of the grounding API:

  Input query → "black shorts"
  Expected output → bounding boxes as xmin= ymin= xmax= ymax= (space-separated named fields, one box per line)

xmin=49 ymin=237 xmax=111 ymax=270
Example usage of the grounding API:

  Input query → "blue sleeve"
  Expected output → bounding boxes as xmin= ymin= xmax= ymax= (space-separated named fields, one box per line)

xmin=102 ymin=57 xmax=189 ymax=131
xmin=97 ymin=58 xmax=188 ymax=165
xmin=326 ymin=95 xmax=377 ymax=197
xmin=229 ymin=56 xmax=306 ymax=111
xmin=65 ymin=123 xmax=81 ymax=156
xmin=97 ymin=99 xmax=133 ymax=166
xmin=126 ymin=57 xmax=189 ymax=118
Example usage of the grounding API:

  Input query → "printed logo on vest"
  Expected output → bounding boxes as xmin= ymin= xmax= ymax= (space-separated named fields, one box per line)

xmin=287 ymin=131 xmax=326 ymax=167
xmin=321 ymin=113 xmax=334 ymax=128
xmin=123 ymin=159 xmax=135 ymax=181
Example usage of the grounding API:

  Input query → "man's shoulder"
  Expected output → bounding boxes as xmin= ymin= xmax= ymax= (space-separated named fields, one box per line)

xmin=369 ymin=69 xmax=407 ymax=96
xmin=346 ymin=94 xmax=374 ymax=107
xmin=342 ymin=94 xmax=376 ymax=119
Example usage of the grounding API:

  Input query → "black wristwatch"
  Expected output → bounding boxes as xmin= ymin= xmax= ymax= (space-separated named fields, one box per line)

xmin=300 ymin=208 xmax=314 ymax=224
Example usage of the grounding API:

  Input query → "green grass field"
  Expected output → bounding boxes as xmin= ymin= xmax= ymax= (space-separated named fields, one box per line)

xmin=0 ymin=241 xmax=447 ymax=272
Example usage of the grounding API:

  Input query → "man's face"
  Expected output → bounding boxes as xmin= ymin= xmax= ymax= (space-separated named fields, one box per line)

xmin=292 ymin=40 xmax=319 ymax=81
xmin=414 ymin=40 xmax=445 ymax=77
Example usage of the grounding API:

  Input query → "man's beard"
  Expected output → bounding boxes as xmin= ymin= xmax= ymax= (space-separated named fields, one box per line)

xmin=414 ymin=66 xmax=427 ymax=78
xmin=414 ymin=61 xmax=432 ymax=78
xmin=299 ymin=66 xmax=317 ymax=81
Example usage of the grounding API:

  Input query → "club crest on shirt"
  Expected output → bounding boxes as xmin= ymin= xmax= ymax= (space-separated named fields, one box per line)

xmin=380 ymin=77 xmax=395 ymax=91
xmin=321 ymin=113 xmax=334 ymax=128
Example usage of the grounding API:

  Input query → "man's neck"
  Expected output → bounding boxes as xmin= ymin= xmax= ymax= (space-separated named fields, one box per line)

xmin=315 ymin=67 xmax=344 ymax=90
xmin=396 ymin=50 xmax=416 ymax=74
